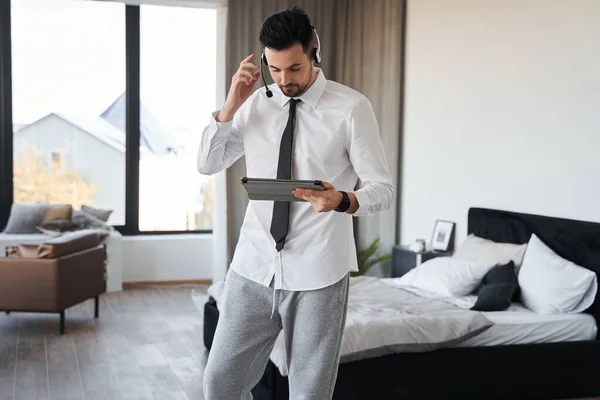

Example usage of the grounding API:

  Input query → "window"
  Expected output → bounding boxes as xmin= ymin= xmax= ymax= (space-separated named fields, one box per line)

xmin=50 ymin=151 xmax=63 ymax=169
xmin=1 ymin=0 xmax=219 ymax=234
xmin=138 ymin=4 xmax=216 ymax=231
xmin=11 ymin=0 xmax=126 ymax=225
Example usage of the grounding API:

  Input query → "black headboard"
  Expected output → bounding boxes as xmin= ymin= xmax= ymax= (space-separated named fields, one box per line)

xmin=468 ymin=207 xmax=600 ymax=336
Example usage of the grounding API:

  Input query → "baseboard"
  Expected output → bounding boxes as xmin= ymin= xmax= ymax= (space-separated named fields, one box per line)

xmin=123 ymin=279 xmax=212 ymax=289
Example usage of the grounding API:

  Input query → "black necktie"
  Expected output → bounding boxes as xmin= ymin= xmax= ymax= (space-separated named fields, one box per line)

xmin=270 ymin=98 xmax=301 ymax=252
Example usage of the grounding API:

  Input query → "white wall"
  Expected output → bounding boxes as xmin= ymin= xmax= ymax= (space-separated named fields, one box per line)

xmin=400 ymin=0 xmax=600 ymax=247
xmin=122 ymin=234 xmax=213 ymax=282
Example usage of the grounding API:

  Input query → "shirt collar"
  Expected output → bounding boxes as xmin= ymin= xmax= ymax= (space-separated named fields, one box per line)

xmin=278 ymin=67 xmax=326 ymax=110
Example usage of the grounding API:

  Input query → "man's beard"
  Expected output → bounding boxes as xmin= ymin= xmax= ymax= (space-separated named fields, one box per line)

xmin=279 ymin=69 xmax=313 ymax=98
xmin=279 ymin=83 xmax=305 ymax=98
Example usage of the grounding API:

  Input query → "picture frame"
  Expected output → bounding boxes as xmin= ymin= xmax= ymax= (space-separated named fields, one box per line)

xmin=430 ymin=220 xmax=455 ymax=252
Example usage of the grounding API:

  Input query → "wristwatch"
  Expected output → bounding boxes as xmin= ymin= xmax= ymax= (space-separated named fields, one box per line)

xmin=335 ymin=191 xmax=351 ymax=213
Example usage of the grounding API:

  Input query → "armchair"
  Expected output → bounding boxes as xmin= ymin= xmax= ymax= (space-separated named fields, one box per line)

xmin=0 ymin=230 xmax=107 ymax=334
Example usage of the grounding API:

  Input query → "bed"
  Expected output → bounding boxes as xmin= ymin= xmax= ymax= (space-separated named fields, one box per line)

xmin=203 ymin=207 xmax=600 ymax=399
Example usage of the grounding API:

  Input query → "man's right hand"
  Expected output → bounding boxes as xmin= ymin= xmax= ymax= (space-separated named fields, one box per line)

xmin=217 ymin=54 xmax=260 ymax=122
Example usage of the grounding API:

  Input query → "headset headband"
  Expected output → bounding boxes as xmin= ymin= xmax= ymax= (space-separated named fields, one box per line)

xmin=261 ymin=26 xmax=321 ymax=65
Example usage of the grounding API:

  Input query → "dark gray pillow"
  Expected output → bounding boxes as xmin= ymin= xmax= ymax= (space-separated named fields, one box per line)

xmin=2 ymin=202 xmax=48 ymax=234
xmin=37 ymin=219 xmax=82 ymax=236
xmin=482 ymin=261 xmax=518 ymax=286
xmin=471 ymin=283 xmax=517 ymax=312
xmin=471 ymin=261 xmax=520 ymax=312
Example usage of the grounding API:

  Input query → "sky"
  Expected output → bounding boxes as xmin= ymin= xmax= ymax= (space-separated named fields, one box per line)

xmin=11 ymin=0 xmax=217 ymax=151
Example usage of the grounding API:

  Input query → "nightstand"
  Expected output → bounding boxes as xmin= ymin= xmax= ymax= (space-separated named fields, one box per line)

xmin=391 ymin=245 xmax=451 ymax=278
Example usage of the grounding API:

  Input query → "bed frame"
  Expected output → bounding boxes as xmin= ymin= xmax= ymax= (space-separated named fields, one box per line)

xmin=203 ymin=207 xmax=600 ymax=399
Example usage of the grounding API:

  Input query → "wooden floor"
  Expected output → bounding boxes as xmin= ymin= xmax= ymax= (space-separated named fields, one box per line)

xmin=0 ymin=285 xmax=210 ymax=400
xmin=2 ymin=285 xmax=598 ymax=400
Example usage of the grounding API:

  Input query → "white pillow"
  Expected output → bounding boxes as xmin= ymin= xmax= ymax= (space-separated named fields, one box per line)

xmin=397 ymin=257 xmax=498 ymax=297
xmin=454 ymin=234 xmax=527 ymax=273
xmin=518 ymin=234 xmax=597 ymax=315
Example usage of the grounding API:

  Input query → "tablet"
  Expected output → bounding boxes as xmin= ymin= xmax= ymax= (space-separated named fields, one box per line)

xmin=241 ymin=177 xmax=324 ymax=202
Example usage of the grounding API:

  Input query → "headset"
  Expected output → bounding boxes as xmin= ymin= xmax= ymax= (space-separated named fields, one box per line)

xmin=260 ymin=26 xmax=322 ymax=98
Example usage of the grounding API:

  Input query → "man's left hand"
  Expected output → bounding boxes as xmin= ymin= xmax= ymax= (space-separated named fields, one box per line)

xmin=293 ymin=181 xmax=342 ymax=213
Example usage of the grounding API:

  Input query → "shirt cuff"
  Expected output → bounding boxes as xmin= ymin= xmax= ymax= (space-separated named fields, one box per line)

xmin=210 ymin=110 xmax=234 ymax=137
xmin=351 ymin=190 xmax=371 ymax=216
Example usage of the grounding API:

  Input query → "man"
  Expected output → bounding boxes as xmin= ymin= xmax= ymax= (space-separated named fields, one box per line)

xmin=198 ymin=6 xmax=394 ymax=400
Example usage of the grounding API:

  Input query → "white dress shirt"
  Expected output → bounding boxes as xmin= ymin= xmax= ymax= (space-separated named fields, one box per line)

xmin=197 ymin=68 xmax=394 ymax=291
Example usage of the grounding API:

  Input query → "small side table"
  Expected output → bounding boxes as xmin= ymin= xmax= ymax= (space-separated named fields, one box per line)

xmin=391 ymin=245 xmax=451 ymax=278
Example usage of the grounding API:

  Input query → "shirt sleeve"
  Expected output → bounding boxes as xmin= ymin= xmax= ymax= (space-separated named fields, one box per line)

xmin=196 ymin=107 xmax=246 ymax=175
xmin=345 ymin=97 xmax=396 ymax=216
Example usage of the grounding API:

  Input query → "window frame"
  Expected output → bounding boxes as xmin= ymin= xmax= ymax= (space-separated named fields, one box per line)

xmin=0 ymin=0 xmax=13 ymax=232
xmin=0 ymin=1 xmax=219 ymax=236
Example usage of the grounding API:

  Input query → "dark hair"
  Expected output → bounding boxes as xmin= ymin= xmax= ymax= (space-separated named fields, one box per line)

xmin=259 ymin=6 xmax=315 ymax=54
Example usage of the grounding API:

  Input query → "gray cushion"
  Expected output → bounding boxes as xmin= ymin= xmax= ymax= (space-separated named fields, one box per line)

xmin=72 ymin=210 xmax=114 ymax=231
xmin=81 ymin=205 xmax=113 ymax=222
xmin=2 ymin=203 xmax=48 ymax=234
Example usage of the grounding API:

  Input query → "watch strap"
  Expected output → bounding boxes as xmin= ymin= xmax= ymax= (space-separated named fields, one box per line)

xmin=335 ymin=191 xmax=351 ymax=213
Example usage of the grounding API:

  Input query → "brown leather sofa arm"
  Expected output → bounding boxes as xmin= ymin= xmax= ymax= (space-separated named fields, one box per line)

xmin=57 ymin=245 xmax=106 ymax=310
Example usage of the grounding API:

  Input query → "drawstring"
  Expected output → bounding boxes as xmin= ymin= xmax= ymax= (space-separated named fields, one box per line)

xmin=279 ymin=251 xmax=283 ymax=293
xmin=271 ymin=258 xmax=277 ymax=319
xmin=270 ymin=250 xmax=284 ymax=319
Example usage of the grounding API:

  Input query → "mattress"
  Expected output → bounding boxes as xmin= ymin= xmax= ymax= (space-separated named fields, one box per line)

xmin=378 ymin=278 xmax=598 ymax=346
xmin=457 ymin=303 xmax=597 ymax=346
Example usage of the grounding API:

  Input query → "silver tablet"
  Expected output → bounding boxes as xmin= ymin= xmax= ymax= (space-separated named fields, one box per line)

xmin=241 ymin=177 xmax=324 ymax=202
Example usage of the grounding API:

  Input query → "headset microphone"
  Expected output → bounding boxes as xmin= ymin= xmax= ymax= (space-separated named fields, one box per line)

xmin=260 ymin=52 xmax=273 ymax=98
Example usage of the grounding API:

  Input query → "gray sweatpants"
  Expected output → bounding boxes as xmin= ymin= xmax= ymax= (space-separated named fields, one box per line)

xmin=203 ymin=269 xmax=349 ymax=400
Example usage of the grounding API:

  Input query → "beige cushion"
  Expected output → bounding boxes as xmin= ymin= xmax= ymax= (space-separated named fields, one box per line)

xmin=17 ymin=230 xmax=108 ymax=259
xmin=15 ymin=244 xmax=39 ymax=258
xmin=454 ymin=234 xmax=527 ymax=274
xmin=41 ymin=204 xmax=73 ymax=224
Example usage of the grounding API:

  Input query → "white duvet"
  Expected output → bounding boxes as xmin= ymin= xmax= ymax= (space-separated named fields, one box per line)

xmin=208 ymin=276 xmax=493 ymax=376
